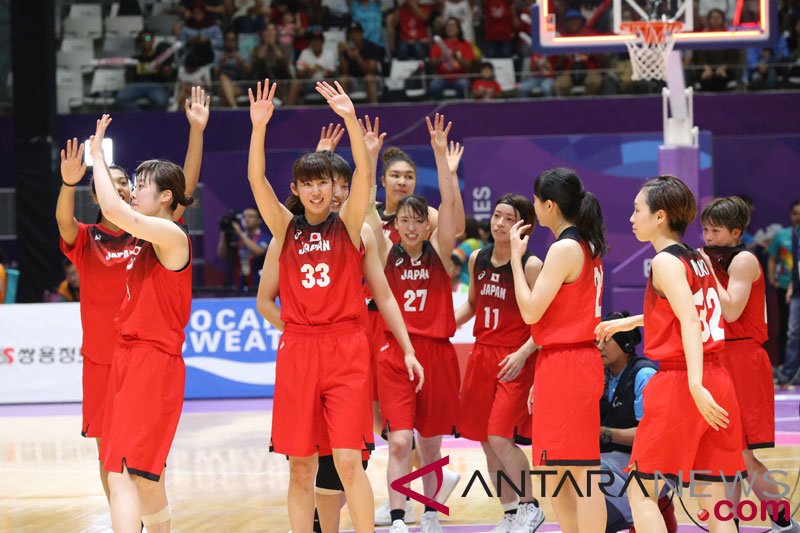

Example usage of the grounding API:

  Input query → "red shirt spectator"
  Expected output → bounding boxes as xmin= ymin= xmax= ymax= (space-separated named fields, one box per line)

xmin=484 ymin=0 xmax=516 ymax=42
xmin=398 ymin=1 xmax=432 ymax=42
xmin=472 ymin=79 xmax=502 ymax=98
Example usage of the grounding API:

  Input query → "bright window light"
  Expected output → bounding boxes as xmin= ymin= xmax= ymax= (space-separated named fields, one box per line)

xmin=83 ymin=138 xmax=114 ymax=167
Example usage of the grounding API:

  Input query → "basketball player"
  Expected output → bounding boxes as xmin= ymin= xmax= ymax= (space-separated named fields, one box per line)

xmin=597 ymin=176 xmax=745 ymax=533
xmin=508 ymin=167 xmax=608 ymax=531
xmin=377 ymin=113 xmax=460 ymax=533
xmin=256 ymin=149 xmax=423 ymax=533
xmin=246 ymin=79 xmax=377 ymax=533
xmin=700 ymin=197 xmax=799 ymax=531
xmin=89 ymin=115 xmax=194 ymax=533
xmin=56 ymin=88 xmax=208 ymax=510
xmin=455 ymin=194 xmax=545 ymax=532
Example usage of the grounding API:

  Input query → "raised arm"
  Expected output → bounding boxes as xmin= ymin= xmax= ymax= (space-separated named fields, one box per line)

xmin=56 ymin=138 xmax=86 ymax=246
xmin=89 ymin=116 xmax=187 ymax=264
xmin=176 ymin=86 xmax=210 ymax=221
xmin=255 ymin=239 xmax=284 ymax=331
xmin=454 ymin=249 xmax=479 ymax=328
xmin=315 ymin=122 xmax=345 ymax=153
xmin=595 ymin=313 xmax=644 ymax=342
xmin=360 ymin=115 xmax=389 ymax=261
xmin=446 ymin=140 xmax=466 ymax=238
xmin=509 ymin=221 xmax=583 ymax=324
xmin=248 ymin=79 xmax=294 ymax=244
xmin=362 ymin=226 xmax=424 ymax=391
xmin=317 ymin=81 xmax=370 ymax=247
xmin=654 ymin=252 xmax=729 ymax=431
xmin=426 ymin=114 xmax=456 ymax=265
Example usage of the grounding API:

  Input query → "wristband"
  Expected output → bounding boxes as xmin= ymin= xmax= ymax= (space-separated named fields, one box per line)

xmin=62 ymin=180 xmax=78 ymax=187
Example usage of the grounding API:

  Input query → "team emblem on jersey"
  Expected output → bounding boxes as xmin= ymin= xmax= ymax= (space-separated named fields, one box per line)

xmin=94 ymin=233 xmax=102 ymax=241
xmin=294 ymin=230 xmax=302 ymax=240
xmin=310 ymin=232 xmax=321 ymax=242
xmin=395 ymin=258 xmax=404 ymax=267
xmin=491 ymin=273 xmax=500 ymax=283
xmin=477 ymin=271 xmax=486 ymax=280
xmin=411 ymin=258 xmax=422 ymax=266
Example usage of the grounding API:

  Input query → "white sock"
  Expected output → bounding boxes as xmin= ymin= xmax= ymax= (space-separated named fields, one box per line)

xmin=502 ymin=501 xmax=519 ymax=512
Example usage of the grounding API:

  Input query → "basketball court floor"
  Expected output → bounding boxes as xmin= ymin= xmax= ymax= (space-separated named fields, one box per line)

xmin=2 ymin=393 xmax=798 ymax=532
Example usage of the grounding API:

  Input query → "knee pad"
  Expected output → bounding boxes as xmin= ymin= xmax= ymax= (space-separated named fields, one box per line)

xmin=315 ymin=455 xmax=344 ymax=492
xmin=142 ymin=506 xmax=171 ymax=526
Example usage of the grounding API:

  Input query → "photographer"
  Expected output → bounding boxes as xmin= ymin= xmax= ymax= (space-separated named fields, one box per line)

xmin=597 ymin=311 xmax=676 ymax=532
xmin=217 ymin=207 xmax=269 ymax=291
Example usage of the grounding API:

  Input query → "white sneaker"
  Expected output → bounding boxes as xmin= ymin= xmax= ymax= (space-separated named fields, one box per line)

xmin=389 ymin=519 xmax=410 ymax=533
xmin=509 ymin=502 xmax=545 ymax=533
xmin=492 ymin=512 xmax=517 ymax=533
xmin=433 ymin=468 xmax=461 ymax=505
xmin=421 ymin=511 xmax=443 ymax=533
xmin=375 ymin=500 xmax=417 ymax=526
xmin=772 ymin=520 xmax=800 ymax=533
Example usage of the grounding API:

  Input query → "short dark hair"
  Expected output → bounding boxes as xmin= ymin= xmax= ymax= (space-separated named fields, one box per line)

xmin=495 ymin=193 xmax=535 ymax=235
xmin=91 ymin=164 xmax=130 ymax=196
xmin=792 ymin=199 xmax=800 ymax=210
xmin=292 ymin=151 xmax=333 ymax=184
xmin=640 ymin=175 xmax=696 ymax=236
xmin=323 ymin=151 xmax=352 ymax=183
xmin=700 ymin=196 xmax=750 ymax=233
xmin=396 ymin=194 xmax=429 ymax=221
xmin=134 ymin=159 xmax=194 ymax=212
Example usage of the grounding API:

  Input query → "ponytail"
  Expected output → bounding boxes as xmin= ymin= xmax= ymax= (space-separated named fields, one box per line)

xmin=285 ymin=193 xmax=305 ymax=215
xmin=575 ymin=191 xmax=607 ymax=257
xmin=534 ymin=167 xmax=606 ymax=257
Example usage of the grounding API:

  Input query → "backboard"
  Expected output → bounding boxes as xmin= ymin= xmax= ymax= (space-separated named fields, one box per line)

xmin=530 ymin=0 xmax=777 ymax=53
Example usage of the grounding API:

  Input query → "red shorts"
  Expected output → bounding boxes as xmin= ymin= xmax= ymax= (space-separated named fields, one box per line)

xmin=532 ymin=344 xmax=604 ymax=466
xmin=366 ymin=310 xmax=388 ymax=402
xmin=720 ymin=340 xmax=774 ymax=449
xmin=100 ymin=342 xmax=185 ymax=481
xmin=378 ymin=334 xmax=460 ymax=438
xmin=82 ymin=357 xmax=111 ymax=438
xmin=630 ymin=357 xmax=746 ymax=484
xmin=459 ymin=343 xmax=536 ymax=443
xmin=271 ymin=320 xmax=373 ymax=457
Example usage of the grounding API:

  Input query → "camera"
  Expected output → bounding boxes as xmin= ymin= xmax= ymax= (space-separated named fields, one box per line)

xmin=220 ymin=210 xmax=244 ymax=246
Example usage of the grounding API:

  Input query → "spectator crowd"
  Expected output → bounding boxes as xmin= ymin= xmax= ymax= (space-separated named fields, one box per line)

xmin=52 ymin=0 xmax=800 ymax=111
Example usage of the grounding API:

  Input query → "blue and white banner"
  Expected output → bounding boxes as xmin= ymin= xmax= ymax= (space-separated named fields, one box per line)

xmin=183 ymin=298 xmax=280 ymax=399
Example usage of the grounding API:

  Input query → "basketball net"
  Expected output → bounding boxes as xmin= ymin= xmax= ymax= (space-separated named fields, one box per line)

xmin=620 ymin=21 xmax=683 ymax=81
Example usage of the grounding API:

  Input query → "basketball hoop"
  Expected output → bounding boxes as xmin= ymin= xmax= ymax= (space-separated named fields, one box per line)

xmin=620 ymin=20 xmax=683 ymax=81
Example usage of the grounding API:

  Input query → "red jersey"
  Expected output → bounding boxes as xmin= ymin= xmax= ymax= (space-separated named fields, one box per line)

xmin=384 ymin=241 xmax=455 ymax=339
xmin=430 ymin=38 xmax=475 ymax=79
xmin=531 ymin=228 xmax=603 ymax=346
xmin=377 ymin=203 xmax=401 ymax=244
xmin=704 ymin=245 xmax=768 ymax=343
xmin=60 ymin=223 xmax=138 ymax=364
xmin=484 ymin=0 xmax=515 ymax=41
xmin=398 ymin=4 xmax=431 ymax=42
xmin=116 ymin=224 xmax=193 ymax=356
xmin=644 ymin=244 xmax=726 ymax=361
xmin=279 ymin=213 xmax=364 ymax=326
xmin=472 ymin=79 xmax=502 ymax=97
xmin=472 ymin=246 xmax=532 ymax=348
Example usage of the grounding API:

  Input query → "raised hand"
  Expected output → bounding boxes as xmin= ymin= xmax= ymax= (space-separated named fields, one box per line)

xmin=185 ymin=85 xmax=210 ymax=130
xmin=315 ymin=81 xmax=356 ymax=119
xmin=446 ymin=140 xmax=464 ymax=176
xmin=359 ymin=115 xmax=387 ymax=163
xmin=248 ymin=79 xmax=278 ymax=128
xmin=425 ymin=113 xmax=451 ymax=154
xmin=60 ymin=137 xmax=87 ymax=186
xmin=316 ymin=122 xmax=345 ymax=152
xmin=90 ymin=114 xmax=113 ymax=155
xmin=509 ymin=219 xmax=532 ymax=259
